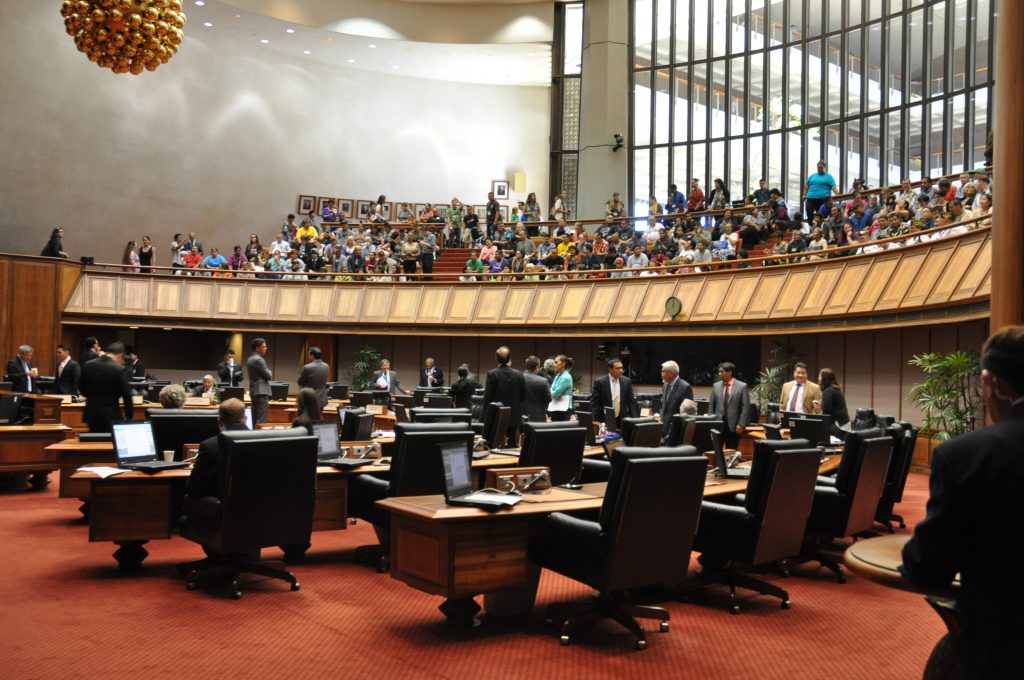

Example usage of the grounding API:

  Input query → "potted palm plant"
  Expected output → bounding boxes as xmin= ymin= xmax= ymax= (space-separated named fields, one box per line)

xmin=350 ymin=343 xmax=382 ymax=391
xmin=908 ymin=350 xmax=983 ymax=442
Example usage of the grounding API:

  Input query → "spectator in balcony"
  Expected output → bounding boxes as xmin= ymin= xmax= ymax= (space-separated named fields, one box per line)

xmin=169 ymin=233 xmax=186 ymax=273
xmin=692 ymin=241 xmax=713 ymax=272
xmin=346 ymin=245 xmax=366 ymax=275
xmin=708 ymin=178 xmax=729 ymax=215
xmin=962 ymin=182 xmax=981 ymax=212
xmin=605 ymin=192 xmax=625 ymax=218
xmin=896 ymin=178 xmax=918 ymax=206
xmin=976 ymin=194 xmax=992 ymax=229
xmin=751 ymin=178 xmax=771 ymax=206
xmin=919 ymin=176 xmax=937 ymax=202
xmin=802 ymin=161 xmax=839 ymax=221
xmin=183 ymin=245 xmax=203 ymax=274
xmin=40 ymin=227 xmax=69 ymax=259
xmin=201 ymin=247 xmax=227 ymax=271
xmin=687 ymin=177 xmax=705 ymax=211
xmin=843 ymin=190 xmax=866 ymax=215
xmin=283 ymin=259 xmax=307 ymax=280
xmin=182 ymin=231 xmax=203 ymax=255
xmin=625 ymin=244 xmax=649 ymax=274
xmin=122 ymin=240 xmax=140 ymax=273
xmin=305 ymin=249 xmax=326 ymax=276
xmin=321 ymin=200 xmax=339 ymax=223
xmin=787 ymin=231 xmax=808 ymax=260
xmin=953 ymin=171 xmax=971 ymax=199
xmin=848 ymin=202 xmax=874 ymax=235
xmin=396 ymin=202 xmax=415 ymax=222
xmin=227 ymin=245 xmax=247 ymax=271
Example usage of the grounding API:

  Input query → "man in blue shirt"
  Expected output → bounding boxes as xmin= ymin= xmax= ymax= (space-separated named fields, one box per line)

xmin=847 ymin=203 xmax=874 ymax=236
xmin=666 ymin=183 xmax=686 ymax=215
xmin=751 ymin=178 xmax=772 ymax=205
xmin=803 ymin=161 xmax=839 ymax=223
xmin=201 ymin=247 xmax=227 ymax=269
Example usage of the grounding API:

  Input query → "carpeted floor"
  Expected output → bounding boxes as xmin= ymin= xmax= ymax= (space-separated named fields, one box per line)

xmin=1 ymin=472 xmax=942 ymax=680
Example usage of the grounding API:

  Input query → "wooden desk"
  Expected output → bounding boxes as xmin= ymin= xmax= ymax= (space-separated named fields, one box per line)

xmin=0 ymin=390 xmax=64 ymax=424
xmin=0 ymin=424 xmax=71 ymax=489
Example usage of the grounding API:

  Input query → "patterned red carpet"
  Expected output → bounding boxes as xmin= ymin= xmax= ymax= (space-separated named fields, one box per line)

xmin=1 ymin=473 xmax=941 ymax=679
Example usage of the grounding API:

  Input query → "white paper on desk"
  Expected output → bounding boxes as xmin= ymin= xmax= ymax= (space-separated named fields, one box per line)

xmin=548 ymin=394 xmax=571 ymax=412
xmin=829 ymin=435 xmax=843 ymax=445
xmin=77 ymin=466 xmax=129 ymax=478
xmin=463 ymin=492 xmax=522 ymax=506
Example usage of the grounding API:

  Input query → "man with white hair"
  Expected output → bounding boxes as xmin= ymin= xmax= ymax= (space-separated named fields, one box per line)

xmin=6 ymin=345 xmax=38 ymax=393
xmin=191 ymin=375 xmax=216 ymax=397
xmin=659 ymin=360 xmax=693 ymax=444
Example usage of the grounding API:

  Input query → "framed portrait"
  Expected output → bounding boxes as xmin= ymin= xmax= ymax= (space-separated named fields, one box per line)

xmin=415 ymin=203 xmax=428 ymax=216
xmin=474 ymin=205 xmax=488 ymax=220
xmin=379 ymin=202 xmax=393 ymax=220
xmin=491 ymin=180 xmax=510 ymax=201
xmin=336 ymin=198 xmax=354 ymax=220
xmin=435 ymin=203 xmax=450 ymax=214
xmin=317 ymin=196 xmax=335 ymax=216
xmin=499 ymin=206 xmax=510 ymax=222
xmin=297 ymin=194 xmax=315 ymax=214
xmin=356 ymin=200 xmax=372 ymax=219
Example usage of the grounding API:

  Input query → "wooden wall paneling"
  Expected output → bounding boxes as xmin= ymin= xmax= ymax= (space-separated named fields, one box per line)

xmin=848 ymin=257 xmax=900 ymax=314
xmin=301 ymin=334 xmax=336 ymax=381
xmin=335 ymin=335 xmax=365 ymax=386
xmin=901 ymin=244 xmax=957 ymax=307
xmin=635 ymin=280 xmax=679 ymax=323
xmin=57 ymin=262 xmax=82 ymax=307
xmin=581 ymin=284 xmax=618 ymax=324
xmin=769 ymin=270 xmax=816 ymax=318
xmin=876 ymin=252 xmax=927 ymax=310
xmin=841 ymin=332 xmax=873 ymax=414
xmin=562 ymin=338 xmax=594 ymax=392
xmin=7 ymin=261 xmax=58 ymax=362
xmin=475 ymin=286 xmax=508 ymax=323
xmin=506 ymin=339 xmax=540 ymax=375
xmin=795 ymin=266 xmax=842 ymax=317
xmin=449 ymin=336 xmax=481 ymax=379
xmin=527 ymin=285 xmax=565 ymax=325
xmin=717 ymin=274 xmax=761 ymax=320
xmin=213 ymin=283 xmax=244 ymax=319
xmin=445 ymin=287 xmax=479 ymax=324
xmin=181 ymin=281 xmax=214 ymax=317
xmin=691 ymin=278 xmax=733 ymax=321
xmin=87 ymin=276 xmax=118 ymax=314
xmin=358 ymin=287 xmax=394 ymax=323
xmin=900 ymin=327 xmax=930 ymax=425
xmin=671 ymin=278 xmax=706 ymax=321
xmin=418 ymin=287 xmax=451 ymax=323
xmin=976 ymin=271 xmax=991 ymax=296
xmin=64 ymin=280 xmax=86 ymax=313
xmin=390 ymin=337 xmax=421 ymax=386
xmin=268 ymin=333 xmax=305 ymax=389
xmin=928 ymin=324 xmax=958 ymax=356
xmin=502 ymin=286 xmax=536 ymax=323
xmin=814 ymin=334 xmax=847 ymax=384
xmin=926 ymin=239 xmax=983 ymax=306
xmin=956 ymin=321 xmax=988 ymax=353
xmin=303 ymin=285 xmax=336 ymax=321
xmin=120 ymin=279 xmax=151 ymax=317
xmin=153 ymin=280 xmax=183 ymax=316
xmin=950 ymin=238 xmax=993 ymax=300
xmin=332 ymin=286 xmax=364 ymax=322
xmin=555 ymin=285 xmax=594 ymax=324
xmin=822 ymin=261 xmax=870 ymax=316
xmin=274 ymin=286 xmax=305 ymax=320
xmin=0 ymin=259 xmax=8 ymax=358
xmin=871 ymin=330 xmax=904 ymax=419
xmin=744 ymin=273 xmax=788 ymax=319
xmin=419 ymin=337 xmax=452 ymax=381
xmin=389 ymin=287 xmax=423 ymax=323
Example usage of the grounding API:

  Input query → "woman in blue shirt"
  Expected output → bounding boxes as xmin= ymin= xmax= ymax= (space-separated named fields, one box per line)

xmin=803 ymin=161 xmax=838 ymax=224
xmin=547 ymin=355 xmax=574 ymax=422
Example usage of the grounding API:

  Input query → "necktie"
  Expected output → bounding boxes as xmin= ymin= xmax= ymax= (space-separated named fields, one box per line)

xmin=24 ymin=362 xmax=32 ymax=392
xmin=722 ymin=383 xmax=730 ymax=415
xmin=788 ymin=384 xmax=800 ymax=411
xmin=613 ymin=380 xmax=620 ymax=417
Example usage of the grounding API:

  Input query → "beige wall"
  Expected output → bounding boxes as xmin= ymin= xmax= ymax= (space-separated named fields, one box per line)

xmin=0 ymin=0 xmax=550 ymax=262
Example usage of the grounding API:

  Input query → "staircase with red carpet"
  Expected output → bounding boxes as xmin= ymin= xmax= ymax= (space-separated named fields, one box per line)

xmin=433 ymin=247 xmax=478 ymax=280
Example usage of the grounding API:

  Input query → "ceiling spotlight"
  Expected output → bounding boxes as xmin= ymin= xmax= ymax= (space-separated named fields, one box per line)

xmin=303 ymin=50 xmax=311 ymax=55
xmin=286 ymin=28 xmax=296 ymax=34
xmin=368 ymin=44 xmax=376 ymax=48
xmin=348 ymin=58 xmax=355 ymax=63
xmin=203 ymin=22 xmax=212 ymax=27
xmin=260 ymin=39 xmax=270 ymax=44
xmin=392 ymin=65 xmax=399 ymax=69
xmin=195 ymin=1 xmax=205 ymax=5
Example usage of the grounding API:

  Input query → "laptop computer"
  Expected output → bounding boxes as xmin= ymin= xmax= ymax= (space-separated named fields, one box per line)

xmin=710 ymin=428 xmax=750 ymax=478
xmin=112 ymin=421 xmax=189 ymax=473
xmin=313 ymin=420 xmax=376 ymax=469
xmin=440 ymin=441 xmax=520 ymax=510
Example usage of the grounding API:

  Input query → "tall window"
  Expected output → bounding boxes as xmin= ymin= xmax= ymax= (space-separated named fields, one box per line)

xmin=630 ymin=0 xmax=996 ymax=215
xmin=551 ymin=2 xmax=585 ymax=217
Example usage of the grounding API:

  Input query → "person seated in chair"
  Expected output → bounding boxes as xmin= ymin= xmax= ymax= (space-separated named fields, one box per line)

xmin=158 ymin=384 xmax=186 ymax=408
xmin=186 ymin=399 xmax=249 ymax=501
xmin=191 ymin=375 xmax=216 ymax=398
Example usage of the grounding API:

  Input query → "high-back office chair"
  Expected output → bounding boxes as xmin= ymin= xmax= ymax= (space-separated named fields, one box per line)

xmin=480 ymin=402 xmax=511 ymax=449
xmin=149 ymin=409 xmax=220 ymax=461
xmin=764 ymin=403 xmax=782 ymax=425
xmin=409 ymin=407 xmax=472 ymax=425
xmin=518 ymin=424 xmax=588 ymax=486
xmin=180 ymin=428 xmax=317 ymax=598
xmin=787 ymin=432 xmax=894 ymax=582
xmin=678 ymin=439 xmax=821 ymax=613
xmin=424 ymin=393 xmax=454 ymax=409
xmin=0 ymin=393 xmax=24 ymax=424
xmin=619 ymin=416 xmax=659 ymax=447
xmin=875 ymin=423 xmax=918 ymax=531
xmin=529 ymin=446 xmax=707 ymax=649
xmin=684 ymin=418 xmax=725 ymax=453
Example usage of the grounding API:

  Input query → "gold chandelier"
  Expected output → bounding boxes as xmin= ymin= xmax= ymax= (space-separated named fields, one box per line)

xmin=60 ymin=0 xmax=186 ymax=75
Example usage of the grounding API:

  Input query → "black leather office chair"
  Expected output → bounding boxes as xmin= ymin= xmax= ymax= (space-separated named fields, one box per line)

xmin=875 ymin=423 xmax=918 ymax=531
xmin=424 ymin=393 xmax=454 ymax=408
xmin=787 ymin=431 xmax=894 ymax=582
xmin=684 ymin=418 xmax=725 ymax=453
xmin=149 ymin=408 xmax=220 ymax=461
xmin=180 ymin=428 xmax=317 ymax=598
xmin=529 ymin=446 xmax=707 ymax=649
xmin=764 ymin=402 xmax=782 ymax=425
xmin=678 ymin=439 xmax=821 ymax=613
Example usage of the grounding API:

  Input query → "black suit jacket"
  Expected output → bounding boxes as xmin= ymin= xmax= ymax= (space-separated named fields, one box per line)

xmin=522 ymin=371 xmax=552 ymax=423
xmin=5 ymin=357 xmax=33 ymax=393
xmin=79 ymin=356 xmax=134 ymax=432
xmin=660 ymin=378 xmax=693 ymax=443
xmin=217 ymin=360 xmax=244 ymax=387
xmin=419 ymin=366 xmax=445 ymax=387
xmin=901 ymin=401 xmax=1024 ymax=678
xmin=186 ymin=424 xmax=250 ymax=500
xmin=589 ymin=374 xmax=639 ymax=423
xmin=55 ymin=359 xmax=81 ymax=396
xmin=80 ymin=349 xmax=99 ymax=366
xmin=484 ymin=365 xmax=525 ymax=433
xmin=448 ymin=377 xmax=480 ymax=410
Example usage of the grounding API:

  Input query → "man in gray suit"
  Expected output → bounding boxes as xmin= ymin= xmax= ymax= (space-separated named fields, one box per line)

xmin=371 ymin=359 xmax=411 ymax=396
xmin=707 ymin=361 xmax=751 ymax=449
xmin=246 ymin=337 xmax=272 ymax=424
xmin=659 ymin=360 xmax=693 ymax=444
xmin=297 ymin=346 xmax=329 ymax=408
xmin=522 ymin=355 xmax=552 ymax=423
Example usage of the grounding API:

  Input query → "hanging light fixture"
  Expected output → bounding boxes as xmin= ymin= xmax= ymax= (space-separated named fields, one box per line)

xmin=60 ymin=0 xmax=187 ymax=75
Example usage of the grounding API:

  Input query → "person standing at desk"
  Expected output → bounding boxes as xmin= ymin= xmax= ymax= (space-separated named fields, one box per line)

xmin=448 ymin=366 xmax=480 ymax=410
xmin=659 ymin=361 xmax=693 ymax=444
xmin=79 ymin=342 xmax=133 ymax=432
xmin=590 ymin=358 xmax=638 ymax=424
xmin=484 ymin=346 xmax=525 ymax=446
xmin=522 ymin=355 xmax=551 ymax=423
xmin=217 ymin=349 xmax=243 ymax=387
xmin=6 ymin=345 xmax=38 ymax=393
xmin=901 ymin=326 xmax=1024 ymax=679
xmin=547 ymin=355 xmax=574 ymax=422
xmin=297 ymin=347 xmax=329 ymax=408
xmin=372 ymin=359 xmax=411 ymax=396
xmin=813 ymin=368 xmax=849 ymax=426
xmin=247 ymin=338 xmax=272 ymax=424
xmin=54 ymin=344 xmax=80 ymax=396
xmin=779 ymin=362 xmax=821 ymax=414
xmin=707 ymin=361 xmax=751 ymax=449
xmin=419 ymin=357 xmax=444 ymax=388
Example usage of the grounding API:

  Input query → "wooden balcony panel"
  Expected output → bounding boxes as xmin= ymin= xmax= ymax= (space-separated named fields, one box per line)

xmin=502 ymin=287 xmax=537 ymax=323
xmin=951 ymin=239 xmax=992 ymax=301
xmin=902 ymin=244 xmax=957 ymax=307
xmin=636 ymin=280 xmax=679 ymax=323
xmin=743 ymin=273 xmax=788 ymax=319
xmin=876 ymin=251 xmax=927 ymax=310
xmin=446 ymin=287 xmax=479 ymax=324
xmin=418 ymin=287 xmax=451 ymax=322
xmin=822 ymin=261 xmax=871 ymax=316
xmin=390 ymin=287 xmax=423 ymax=323
xmin=526 ymin=286 xmax=565 ymax=325
xmin=769 ymin=269 xmax=816 ymax=318
xmin=671 ymin=278 xmax=707 ymax=322
xmin=797 ymin=265 xmax=844 ymax=317
xmin=475 ymin=287 xmax=507 ymax=323
xmin=182 ymin=281 xmax=214 ymax=317
xmin=849 ymin=256 xmax=901 ymax=314
xmin=333 ymin=285 xmax=364 ymax=321
xmin=554 ymin=285 xmax=592 ymax=324
xmin=359 ymin=287 xmax=394 ymax=323
xmin=927 ymin=239 xmax=984 ymax=306
xmin=606 ymin=283 xmax=648 ymax=324
xmin=691 ymin=278 xmax=732 ymax=322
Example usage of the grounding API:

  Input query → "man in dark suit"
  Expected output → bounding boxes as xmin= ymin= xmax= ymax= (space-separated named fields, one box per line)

xmin=6 ymin=345 xmax=38 ymax=393
xmin=484 ymin=346 xmax=525 ymax=446
xmin=124 ymin=347 xmax=145 ymax=380
xmin=901 ymin=326 xmax=1024 ymax=679
xmin=186 ymin=399 xmax=249 ymax=500
xmin=419 ymin=357 xmax=444 ymax=387
xmin=54 ymin=344 xmax=80 ymax=396
xmin=372 ymin=359 xmax=411 ymax=396
xmin=217 ymin=349 xmax=244 ymax=387
xmin=707 ymin=361 xmax=751 ymax=449
xmin=246 ymin=337 xmax=272 ymax=424
xmin=590 ymin=358 xmax=639 ymax=424
xmin=80 ymin=336 xmax=101 ymax=366
xmin=79 ymin=342 xmax=133 ymax=432
xmin=659 ymin=360 xmax=693 ymax=444
xmin=522 ymin=355 xmax=552 ymax=423
xmin=448 ymin=366 xmax=480 ymax=409
xmin=297 ymin=346 xmax=329 ymax=408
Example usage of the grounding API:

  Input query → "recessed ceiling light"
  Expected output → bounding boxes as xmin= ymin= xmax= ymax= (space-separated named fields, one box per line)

xmin=234 ymin=14 xmax=240 ymax=19
xmin=347 ymin=58 xmax=355 ymax=63
xmin=528 ymin=52 xmax=535 ymax=57
xmin=286 ymin=28 xmax=296 ymax=34
xmin=203 ymin=21 xmax=212 ymax=27
xmin=194 ymin=1 xmax=205 ymax=5
xmin=392 ymin=65 xmax=399 ymax=69
xmin=129 ymin=326 xmax=139 ymax=330
xmin=368 ymin=44 xmax=376 ymax=49
xmin=303 ymin=50 xmax=311 ymax=55
xmin=260 ymin=39 xmax=269 ymax=44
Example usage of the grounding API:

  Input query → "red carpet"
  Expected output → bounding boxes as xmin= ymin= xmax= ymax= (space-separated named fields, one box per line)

xmin=1 ymin=473 xmax=942 ymax=679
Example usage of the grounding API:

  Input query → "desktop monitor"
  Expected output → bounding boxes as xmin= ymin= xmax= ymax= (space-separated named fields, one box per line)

xmin=574 ymin=410 xmax=596 ymax=446
xmin=310 ymin=420 xmax=341 ymax=460
xmin=424 ymin=393 xmax=454 ymax=409
xmin=350 ymin=391 xmax=373 ymax=407
xmin=328 ymin=384 xmax=349 ymax=400
xmin=338 ymin=408 xmax=375 ymax=441
xmin=519 ymin=423 xmax=587 ymax=486
xmin=410 ymin=408 xmax=473 ymax=426
xmin=269 ymin=382 xmax=290 ymax=401
xmin=480 ymin=402 xmax=511 ymax=449
xmin=371 ymin=390 xmax=391 ymax=406
xmin=149 ymin=408 xmax=220 ymax=461
xmin=683 ymin=418 xmax=725 ymax=453
xmin=389 ymin=430 xmax=476 ymax=497
xmin=665 ymin=414 xmax=692 ymax=448
xmin=790 ymin=414 xmax=834 ymax=447
xmin=413 ymin=388 xmax=435 ymax=407
xmin=219 ymin=386 xmax=244 ymax=402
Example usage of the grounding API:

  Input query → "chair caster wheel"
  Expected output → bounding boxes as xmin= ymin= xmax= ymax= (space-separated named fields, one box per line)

xmin=730 ymin=605 xmax=740 ymax=615
xmin=837 ymin=575 xmax=847 ymax=584
xmin=659 ymin=621 xmax=669 ymax=632
xmin=186 ymin=582 xmax=196 ymax=590
xmin=560 ymin=635 xmax=570 ymax=646
xmin=781 ymin=600 xmax=791 ymax=609
xmin=291 ymin=583 xmax=301 ymax=591
xmin=230 ymin=591 xmax=241 ymax=600
xmin=636 ymin=639 xmax=647 ymax=650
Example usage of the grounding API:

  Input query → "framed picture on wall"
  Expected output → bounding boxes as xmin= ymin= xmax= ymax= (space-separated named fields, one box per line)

xmin=474 ymin=205 xmax=488 ymax=220
xmin=491 ymin=180 xmax=510 ymax=201
xmin=356 ymin=200 xmax=372 ymax=219
xmin=297 ymin=194 xmax=315 ymax=214
xmin=499 ymin=206 xmax=509 ymax=222
xmin=379 ymin=202 xmax=393 ymax=220
xmin=414 ymin=203 xmax=428 ymax=217
xmin=336 ymin=198 xmax=354 ymax=220
xmin=317 ymin=196 xmax=336 ymax=217
xmin=435 ymin=203 xmax=450 ymax=215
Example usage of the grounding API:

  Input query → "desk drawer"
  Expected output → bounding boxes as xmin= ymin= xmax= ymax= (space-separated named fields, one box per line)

xmin=450 ymin=524 xmax=529 ymax=595
xmin=90 ymin=482 xmax=173 ymax=542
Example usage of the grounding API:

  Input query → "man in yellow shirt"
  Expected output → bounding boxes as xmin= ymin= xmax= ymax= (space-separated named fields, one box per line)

xmin=555 ymin=233 xmax=573 ymax=257
xmin=295 ymin=220 xmax=319 ymax=242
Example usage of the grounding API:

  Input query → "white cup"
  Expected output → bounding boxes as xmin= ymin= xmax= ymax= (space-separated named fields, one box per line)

xmin=162 ymin=450 xmax=175 ymax=462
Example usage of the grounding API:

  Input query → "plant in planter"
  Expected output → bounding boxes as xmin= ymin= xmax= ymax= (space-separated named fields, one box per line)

xmin=908 ymin=350 xmax=983 ymax=441
xmin=751 ymin=341 xmax=799 ymax=416
xmin=350 ymin=343 xmax=382 ymax=391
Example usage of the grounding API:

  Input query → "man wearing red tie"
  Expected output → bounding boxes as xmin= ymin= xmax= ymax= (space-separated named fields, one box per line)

xmin=707 ymin=362 xmax=751 ymax=449
xmin=779 ymin=362 xmax=822 ymax=415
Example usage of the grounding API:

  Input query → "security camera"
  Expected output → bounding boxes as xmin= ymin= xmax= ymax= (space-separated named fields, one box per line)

xmin=612 ymin=133 xmax=624 ymax=152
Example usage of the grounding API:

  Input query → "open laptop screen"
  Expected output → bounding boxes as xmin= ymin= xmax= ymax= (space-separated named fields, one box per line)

xmin=244 ymin=406 xmax=253 ymax=430
xmin=440 ymin=441 xmax=473 ymax=498
xmin=112 ymin=421 xmax=157 ymax=463
xmin=311 ymin=420 xmax=341 ymax=459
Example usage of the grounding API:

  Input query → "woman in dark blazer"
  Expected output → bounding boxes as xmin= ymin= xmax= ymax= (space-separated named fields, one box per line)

xmin=448 ymin=366 xmax=480 ymax=410
xmin=814 ymin=368 xmax=850 ymax=426
xmin=291 ymin=387 xmax=323 ymax=433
